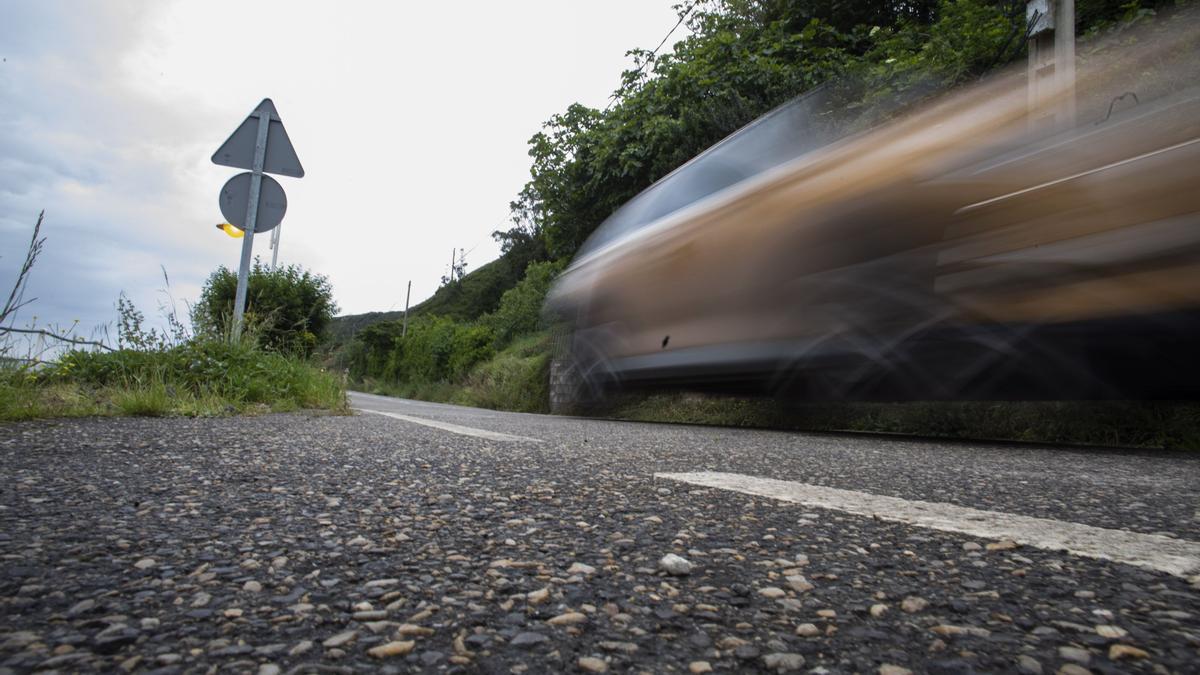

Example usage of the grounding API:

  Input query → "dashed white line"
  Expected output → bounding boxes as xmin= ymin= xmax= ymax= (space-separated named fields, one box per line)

xmin=356 ymin=408 xmax=541 ymax=443
xmin=656 ymin=471 xmax=1200 ymax=578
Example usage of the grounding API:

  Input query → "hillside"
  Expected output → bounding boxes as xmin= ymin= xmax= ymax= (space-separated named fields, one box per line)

xmin=330 ymin=234 xmax=546 ymax=343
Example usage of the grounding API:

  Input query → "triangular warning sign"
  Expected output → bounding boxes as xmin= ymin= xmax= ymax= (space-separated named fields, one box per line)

xmin=212 ymin=98 xmax=305 ymax=178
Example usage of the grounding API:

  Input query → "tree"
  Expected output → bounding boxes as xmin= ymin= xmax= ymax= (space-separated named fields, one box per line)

xmin=192 ymin=262 xmax=338 ymax=356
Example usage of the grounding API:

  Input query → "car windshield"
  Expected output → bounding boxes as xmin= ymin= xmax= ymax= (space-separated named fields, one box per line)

xmin=577 ymin=83 xmax=862 ymax=258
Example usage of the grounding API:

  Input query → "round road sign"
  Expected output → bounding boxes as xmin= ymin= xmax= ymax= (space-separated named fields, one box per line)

xmin=219 ymin=172 xmax=287 ymax=233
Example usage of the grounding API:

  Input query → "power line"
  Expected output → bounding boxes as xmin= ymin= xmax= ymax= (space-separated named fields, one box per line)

xmin=604 ymin=1 xmax=700 ymax=109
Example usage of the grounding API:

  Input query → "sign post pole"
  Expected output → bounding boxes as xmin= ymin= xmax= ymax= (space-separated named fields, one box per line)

xmin=212 ymin=97 xmax=303 ymax=340
xmin=270 ymin=222 xmax=282 ymax=270
xmin=232 ymin=110 xmax=271 ymax=341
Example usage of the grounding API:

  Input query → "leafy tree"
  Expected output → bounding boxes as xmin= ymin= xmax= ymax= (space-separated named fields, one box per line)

xmin=192 ymin=262 xmax=337 ymax=356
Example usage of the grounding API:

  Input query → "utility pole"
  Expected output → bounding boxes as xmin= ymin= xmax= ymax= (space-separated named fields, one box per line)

xmin=450 ymin=248 xmax=456 ymax=283
xmin=401 ymin=280 xmax=411 ymax=338
xmin=1027 ymin=0 xmax=1076 ymax=132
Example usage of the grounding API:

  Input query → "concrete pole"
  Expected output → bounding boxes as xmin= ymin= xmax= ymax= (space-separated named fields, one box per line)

xmin=1055 ymin=0 xmax=1076 ymax=127
xmin=1027 ymin=0 xmax=1075 ymax=132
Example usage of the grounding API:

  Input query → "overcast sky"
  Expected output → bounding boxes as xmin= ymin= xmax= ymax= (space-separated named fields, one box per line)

xmin=0 ymin=0 xmax=687 ymax=343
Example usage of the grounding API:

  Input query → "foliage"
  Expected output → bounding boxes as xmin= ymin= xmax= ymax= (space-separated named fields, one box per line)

xmin=480 ymin=260 xmax=565 ymax=347
xmin=342 ymin=259 xmax=564 ymax=390
xmin=192 ymin=262 xmax=337 ymax=356
xmin=363 ymin=332 xmax=553 ymax=414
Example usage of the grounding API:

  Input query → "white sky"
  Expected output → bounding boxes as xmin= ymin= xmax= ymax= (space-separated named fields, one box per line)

xmin=0 ymin=0 xmax=687 ymax=342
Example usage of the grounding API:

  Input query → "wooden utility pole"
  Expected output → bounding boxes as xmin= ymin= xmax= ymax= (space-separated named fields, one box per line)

xmin=401 ymin=280 xmax=411 ymax=338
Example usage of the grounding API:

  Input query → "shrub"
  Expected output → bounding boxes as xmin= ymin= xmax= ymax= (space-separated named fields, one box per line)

xmin=481 ymin=260 xmax=565 ymax=347
xmin=192 ymin=262 xmax=338 ymax=356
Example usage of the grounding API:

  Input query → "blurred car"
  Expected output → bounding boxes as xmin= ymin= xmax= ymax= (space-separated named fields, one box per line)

xmin=547 ymin=26 xmax=1200 ymax=406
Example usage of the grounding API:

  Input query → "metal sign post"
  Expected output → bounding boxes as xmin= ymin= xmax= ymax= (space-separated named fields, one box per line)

xmin=211 ymin=98 xmax=304 ymax=341
xmin=231 ymin=112 xmax=271 ymax=340
xmin=270 ymin=222 xmax=282 ymax=270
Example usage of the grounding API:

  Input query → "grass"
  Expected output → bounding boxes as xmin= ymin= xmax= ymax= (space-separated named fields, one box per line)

xmin=0 ymin=338 xmax=349 ymax=422
xmin=604 ymin=392 xmax=1200 ymax=450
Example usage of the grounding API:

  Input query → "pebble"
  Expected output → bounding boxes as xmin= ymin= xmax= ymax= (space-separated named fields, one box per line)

xmin=762 ymin=652 xmax=805 ymax=672
xmin=795 ymin=623 xmax=820 ymax=637
xmin=527 ymin=587 xmax=550 ymax=604
xmin=1016 ymin=655 xmax=1043 ymax=674
xmin=1057 ymin=646 xmax=1091 ymax=664
xmin=986 ymin=540 xmax=1018 ymax=551
xmin=759 ymin=587 xmax=787 ymax=599
xmin=961 ymin=542 xmax=982 ymax=552
xmin=68 ymin=599 xmax=95 ymax=615
xmin=785 ymin=575 xmax=813 ymax=592
xmin=133 ymin=557 xmax=157 ymax=569
xmin=931 ymin=625 xmax=990 ymax=638
xmin=510 ymin=632 xmax=549 ymax=648
xmin=257 ymin=665 xmax=281 ymax=675
xmin=243 ymin=580 xmax=263 ymax=593
xmin=353 ymin=610 xmax=389 ymax=621
xmin=567 ymin=562 xmax=597 ymax=575
xmin=689 ymin=661 xmax=713 ymax=674
xmin=901 ymin=596 xmax=928 ymax=613
xmin=547 ymin=611 xmax=587 ymax=626
xmin=1107 ymin=644 xmax=1149 ymax=660
xmin=322 ymin=630 xmax=358 ymax=648
xmin=870 ymin=603 xmax=888 ymax=618
xmin=289 ymin=640 xmax=313 ymax=656
xmin=879 ymin=666 xmax=912 ymax=675
xmin=660 ymin=554 xmax=694 ymax=575
xmin=1094 ymin=625 xmax=1126 ymax=639
xmin=578 ymin=656 xmax=608 ymax=672
xmin=1056 ymin=665 xmax=1092 ymax=675
xmin=368 ymin=641 xmax=415 ymax=658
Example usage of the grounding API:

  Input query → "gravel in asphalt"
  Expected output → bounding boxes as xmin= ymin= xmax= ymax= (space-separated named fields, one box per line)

xmin=1 ymin=397 xmax=1198 ymax=674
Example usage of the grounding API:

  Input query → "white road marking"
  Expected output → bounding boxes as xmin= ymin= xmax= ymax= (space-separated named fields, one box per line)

xmin=356 ymin=408 xmax=541 ymax=443
xmin=656 ymin=471 xmax=1200 ymax=578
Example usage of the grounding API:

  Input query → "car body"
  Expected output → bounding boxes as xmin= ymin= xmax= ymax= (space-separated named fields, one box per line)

xmin=547 ymin=31 xmax=1200 ymax=403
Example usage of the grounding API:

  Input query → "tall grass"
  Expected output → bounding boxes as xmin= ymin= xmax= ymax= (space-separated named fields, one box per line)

xmin=1 ymin=338 xmax=347 ymax=422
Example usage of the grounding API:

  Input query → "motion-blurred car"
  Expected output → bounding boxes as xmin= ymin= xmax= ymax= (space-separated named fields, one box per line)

xmin=546 ymin=24 xmax=1200 ymax=407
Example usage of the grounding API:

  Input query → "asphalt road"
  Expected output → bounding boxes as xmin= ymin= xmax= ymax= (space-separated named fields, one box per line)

xmin=1 ymin=392 xmax=1198 ymax=674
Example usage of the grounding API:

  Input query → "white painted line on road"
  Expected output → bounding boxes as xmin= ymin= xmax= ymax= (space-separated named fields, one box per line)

xmin=357 ymin=408 xmax=541 ymax=443
xmin=656 ymin=471 xmax=1200 ymax=578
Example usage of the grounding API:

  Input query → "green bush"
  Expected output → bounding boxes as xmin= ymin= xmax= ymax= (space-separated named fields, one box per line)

xmin=341 ymin=260 xmax=563 ymax=390
xmin=481 ymin=260 xmax=565 ymax=347
xmin=192 ymin=262 xmax=338 ymax=356
xmin=460 ymin=333 xmax=552 ymax=412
